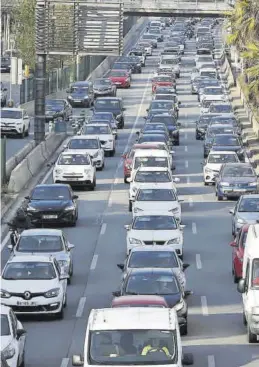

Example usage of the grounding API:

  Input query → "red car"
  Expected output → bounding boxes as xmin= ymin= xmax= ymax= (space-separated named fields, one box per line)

xmin=107 ymin=70 xmax=131 ymax=88
xmin=122 ymin=143 xmax=169 ymax=183
xmin=111 ymin=295 xmax=168 ymax=308
xmin=152 ymin=75 xmax=176 ymax=93
xmin=230 ymin=224 xmax=249 ymax=283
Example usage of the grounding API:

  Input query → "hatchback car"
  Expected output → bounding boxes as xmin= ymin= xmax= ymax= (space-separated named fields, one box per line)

xmin=230 ymin=224 xmax=249 ymax=282
xmin=229 ymin=194 xmax=259 ymax=235
xmin=111 ymin=295 xmax=168 ymax=308
xmin=92 ymin=97 xmax=125 ymax=128
xmin=151 ymin=75 xmax=176 ymax=93
xmin=106 ymin=70 xmax=131 ymax=89
xmin=93 ymin=78 xmax=116 ymax=97
xmin=66 ymin=81 xmax=94 ymax=107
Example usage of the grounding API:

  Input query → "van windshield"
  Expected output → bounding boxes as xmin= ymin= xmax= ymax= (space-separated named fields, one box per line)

xmin=89 ymin=329 xmax=177 ymax=365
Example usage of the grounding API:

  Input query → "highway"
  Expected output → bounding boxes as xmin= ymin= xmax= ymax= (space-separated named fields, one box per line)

xmin=1 ymin=23 xmax=259 ymax=367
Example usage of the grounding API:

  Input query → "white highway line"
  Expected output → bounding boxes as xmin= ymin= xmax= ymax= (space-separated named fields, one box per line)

xmin=192 ymin=222 xmax=197 ymax=234
xmin=208 ymin=355 xmax=215 ymax=367
xmin=196 ymin=254 xmax=202 ymax=269
xmin=184 ymin=146 xmax=188 ymax=152
xmin=76 ymin=297 xmax=86 ymax=318
xmin=60 ymin=358 xmax=69 ymax=367
xmin=114 ymin=178 xmax=119 ymax=185
xmin=201 ymin=296 xmax=209 ymax=316
xmin=187 ymin=176 xmax=190 ymax=185
xmin=184 ymin=133 xmax=187 ymax=139
xmin=100 ymin=223 xmax=107 ymax=235
xmin=90 ymin=254 xmax=98 ymax=270
xmin=185 ymin=160 xmax=189 ymax=168
xmin=108 ymin=198 xmax=113 ymax=207
xmin=188 ymin=197 xmax=193 ymax=207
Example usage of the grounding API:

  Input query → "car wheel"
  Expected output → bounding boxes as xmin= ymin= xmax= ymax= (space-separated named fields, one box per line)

xmin=124 ymin=177 xmax=128 ymax=184
xmin=129 ymin=201 xmax=132 ymax=212
xmin=19 ymin=350 xmax=25 ymax=367
xmin=217 ymin=194 xmax=223 ymax=201
xmin=243 ymin=311 xmax=247 ymax=325
xmin=232 ymin=224 xmax=235 ymax=236
xmin=64 ymin=293 xmax=67 ymax=308
xmin=19 ymin=128 xmax=25 ymax=138
xmin=110 ymin=148 xmax=115 ymax=157
xmin=233 ymin=264 xmax=239 ymax=283
xmin=174 ymin=140 xmax=179 ymax=146
xmin=90 ymin=177 xmax=96 ymax=190
xmin=57 ymin=306 xmax=64 ymax=320
xmin=180 ymin=322 xmax=188 ymax=336
xmin=248 ymin=324 xmax=258 ymax=343
xmin=25 ymin=125 xmax=30 ymax=137
xmin=100 ymin=160 xmax=105 ymax=171
xmin=204 ymin=182 xmax=208 ymax=186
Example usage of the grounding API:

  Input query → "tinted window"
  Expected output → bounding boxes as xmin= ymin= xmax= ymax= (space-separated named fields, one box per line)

xmin=251 ymin=259 xmax=259 ymax=287
xmin=210 ymin=105 xmax=232 ymax=114
xmin=71 ymin=86 xmax=88 ymax=92
xmin=126 ymin=273 xmax=179 ymax=295
xmin=208 ymin=153 xmax=238 ymax=163
xmin=151 ymin=101 xmax=173 ymax=110
xmin=239 ymin=198 xmax=259 ymax=212
xmin=138 ymin=135 xmax=166 ymax=143
xmin=204 ymin=88 xmax=223 ymax=95
xmin=68 ymin=139 xmax=98 ymax=149
xmin=200 ymin=71 xmax=216 ymax=78
xmin=153 ymin=76 xmax=172 ymax=82
xmin=58 ymin=154 xmax=90 ymax=165
xmin=108 ymin=70 xmax=128 ymax=77
xmin=17 ymin=235 xmax=63 ymax=252
xmin=134 ymin=157 xmax=168 ymax=169
xmin=132 ymin=215 xmax=177 ymax=230
xmin=135 ymin=171 xmax=171 ymax=182
xmin=94 ymin=79 xmax=111 ymax=86
xmin=0 ymin=110 xmax=22 ymax=119
xmin=31 ymin=186 xmax=70 ymax=200
xmin=128 ymin=251 xmax=178 ymax=268
xmin=0 ymin=315 xmax=10 ymax=336
xmin=213 ymin=135 xmax=239 ymax=146
xmin=161 ymin=59 xmax=178 ymax=65
xmin=222 ymin=166 xmax=255 ymax=177
xmin=151 ymin=116 xmax=176 ymax=125
xmin=3 ymin=262 xmax=56 ymax=280
xmin=136 ymin=189 xmax=176 ymax=201
xmin=83 ymin=125 xmax=110 ymax=135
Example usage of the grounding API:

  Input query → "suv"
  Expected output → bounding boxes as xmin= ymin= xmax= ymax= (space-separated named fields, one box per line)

xmin=66 ymin=81 xmax=94 ymax=107
xmin=92 ymin=97 xmax=126 ymax=129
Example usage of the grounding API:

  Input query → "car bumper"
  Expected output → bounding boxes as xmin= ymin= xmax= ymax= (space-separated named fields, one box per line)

xmin=27 ymin=210 xmax=76 ymax=224
xmin=1 ymin=295 xmax=63 ymax=315
xmin=92 ymin=156 xmax=104 ymax=168
xmin=113 ymin=81 xmax=130 ymax=88
xmin=218 ymin=187 xmax=258 ymax=197
xmin=67 ymin=99 xmax=90 ymax=106
xmin=127 ymin=242 xmax=183 ymax=256
xmin=94 ymin=90 xmax=114 ymax=97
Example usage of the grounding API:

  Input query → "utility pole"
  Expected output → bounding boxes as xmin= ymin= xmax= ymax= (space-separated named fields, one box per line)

xmin=34 ymin=0 xmax=47 ymax=143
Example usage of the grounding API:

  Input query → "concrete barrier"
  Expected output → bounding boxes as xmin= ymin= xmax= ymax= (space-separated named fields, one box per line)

xmin=6 ymin=141 xmax=36 ymax=179
xmin=8 ymin=132 xmax=66 ymax=193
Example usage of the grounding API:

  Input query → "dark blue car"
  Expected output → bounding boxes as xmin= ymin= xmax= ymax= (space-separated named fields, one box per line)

xmin=66 ymin=81 xmax=94 ymax=107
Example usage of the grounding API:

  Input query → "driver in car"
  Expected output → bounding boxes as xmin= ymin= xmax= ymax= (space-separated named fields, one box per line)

xmin=141 ymin=338 xmax=170 ymax=356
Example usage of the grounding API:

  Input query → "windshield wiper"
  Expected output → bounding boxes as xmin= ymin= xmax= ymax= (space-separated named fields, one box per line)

xmin=125 ymin=291 xmax=139 ymax=295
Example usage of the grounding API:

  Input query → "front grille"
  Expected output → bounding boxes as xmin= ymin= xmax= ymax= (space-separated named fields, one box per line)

xmin=63 ymin=175 xmax=84 ymax=179
xmin=12 ymin=304 xmax=60 ymax=312
xmin=10 ymin=292 xmax=44 ymax=299
xmin=144 ymin=241 xmax=165 ymax=245
xmin=100 ymin=140 xmax=107 ymax=145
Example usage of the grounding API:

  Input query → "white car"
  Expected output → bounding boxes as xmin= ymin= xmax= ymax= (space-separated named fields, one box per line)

xmin=53 ymin=150 xmax=96 ymax=190
xmin=1 ymin=305 xmax=26 ymax=367
xmin=125 ymin=212 xmax=184 ymax=257
xmin=200 ymin=97 xmax=227 ymax=114
xmin=199 ymin=67 xmax=218 ymax=79
xmin=131 ymin=149 xmax=172 ymax=179
xmin=0 ymin=255 xmax=68 ymax=318
xmin=138 ymin=42 xmax=153 ymax=55
xmin=195 ymin=55 xmax=214 ymax=68
xmin=159 ymin=55 xmax=180 ymax=78
xmin=200 ymin=86 xmax=227 ymax=103
xmin=132 ymin=187 xmax=183 ymax=222
xmin=64 ymin=135 xmax=105 ymax=170
xmin=81 ymin=123 xmax=115 ymax=156
xmin=0 ymin=108 xmax=30 ymax=138
xmin=203 ymin=150 xmax=240 ymax=185
xmin=128 ymin=167 xmax=180 ymax=211
xmin=9 ymin=228 xmax=75 ymax=283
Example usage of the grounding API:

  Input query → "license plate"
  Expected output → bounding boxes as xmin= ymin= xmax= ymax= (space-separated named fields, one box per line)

xmin=17 ymin=301 xmax=36 ymax=306
xmin=42 ymin=215 xmax=58 ymax=219
xmin=115 ymin=82 xmax=121 ymax=85
xmin=68 ymin=178 xmax=79 ymax=181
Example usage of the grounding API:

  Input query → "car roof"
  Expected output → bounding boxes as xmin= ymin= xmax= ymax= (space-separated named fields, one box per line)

xmin=209 ymin=124 xmax=235 ymax=129
xmin=240 ymin=194 xmax=259 ymax=199
xmin=95 ymin=97 xmax=122 ymax=101
xmin=223 ymin=162 xmax=252 ymax=167
xmin=130 ymin=246 xmax=177 ymax=253
xmin=132 ymin=143 xmax=167 ymax=149
xmin=128 ymin=268 xmax=175 ymax=276
xmin=137 ymin=166 xmax=169 ymax=172
xmin=112 ymin=295 xmax=168 ymax=305
xmin=200 ymin=68 xmax=216 ymax=71
xmin=134 ymin=149 xmax=168 ymax=156
xmin=20 ymin=229 xmax=63 ymax=237
xmin=69 ymin=135 xmax=100 ymax=140
xmin=133 ymin=211 xmax=175 ymax=217
xmin=60 ymin=150 xmax=91 ymax=156
xmin=7 ymin=255 xmax=54 ymax=263
xmin=34 ymin=183 xmax=70 ymax=189
xmin=71 ymin=81 xmax=91 ymax=86
xmin=93 ymin=111 xmax=113 ymax=115
xmin=209 ymin=150 xmax=237 ymax=155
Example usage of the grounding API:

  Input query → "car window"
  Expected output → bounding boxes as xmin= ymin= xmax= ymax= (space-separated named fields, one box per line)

xmin=125 ymin=273 xmax=179 ymax=295
xmin=238 ymin=198 xmax=259 ymax=212
xmin=68 ymin=139 xmax=99 ymax=149
xmin=17 ymin=235 xmax=63 ymax=252
xmin=0 ymin=315 xmax=10 ymax=336
xmin=3 ymin=262 xmax=57 ymax=280
xmin=134 ymin=157 xmax=169 ymax=169
xmin=128 ymin=251 xmax=179 ymax=268
xmin=134 ymin=171 xmax=171 ymax=182
xmin=31 ymin=186 xmax=70 ymax=200
xmin=83 ymin=125 xmax=111 ymax=135
xmin=222 ymin=166 xmax=255 ymax=177
xmin=58 ymin=154 xmax=90 ymax=165
xmin=136 ymin=189 xmax=176 ymax=201
xmin=132 ymin=215 xmax=177 ymax=230
xmin=208 ymin=153 xmax=238 ymax=163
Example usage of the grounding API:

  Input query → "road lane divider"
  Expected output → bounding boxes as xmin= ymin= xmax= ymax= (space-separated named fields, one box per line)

xmin=192 ymin=222 xmax=197 ymax=234
xmin=201 ymin=296 xmax=209 ymax=316
xmin=196 ymin=254 xmax=202 ymax=270
xmin=60 ymin=358 xmax=69 ymax=367
xmin=100 ymin=223 xmax=107 ymax=236
xmin=208 ymin=355 xmax=216 ymax=367
xmin=90 ymin=254 xmax=99 ymax=270
xmin=76 ymin=297 xmax=87 ymax=318
xmin=188 ymin=197 xmax=193 ymax=207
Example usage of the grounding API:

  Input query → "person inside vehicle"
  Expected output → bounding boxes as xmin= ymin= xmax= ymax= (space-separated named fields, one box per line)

xmin=119 ymin=332 xmax=137 ymax=355
xmin=141 ymin=338 xmax=170 ymax=356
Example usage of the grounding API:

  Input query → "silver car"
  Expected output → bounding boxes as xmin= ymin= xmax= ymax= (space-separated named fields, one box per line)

xmin=116 ymin=246 xmax=189 ymax=290
xmin=8 ymin=228 xmax=74 ymax=283
xmin=229 ymin=194 xmax=259 ymax=235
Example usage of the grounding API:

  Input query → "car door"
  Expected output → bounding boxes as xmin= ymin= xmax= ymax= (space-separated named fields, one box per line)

xmin=23 ymin=111 xmax=30 ymax=131
xmin=54 ymin=258 xmax=67 ymax=295
xmin=9 ymin=309 xmax=25 ymax=365
xmin=62 ymin=234 xmax=72 ymax=265
xmin=243 ymin=259 xmax=251 ymax=317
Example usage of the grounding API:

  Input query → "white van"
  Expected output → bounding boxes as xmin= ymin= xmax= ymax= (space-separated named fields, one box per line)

xmin=132 ymin=149 xmax=172 ymax=177
xmin=238 ymin=230 xmax=259 ymax=343
xmin=72 ymin=308 xmax=194 ymax=366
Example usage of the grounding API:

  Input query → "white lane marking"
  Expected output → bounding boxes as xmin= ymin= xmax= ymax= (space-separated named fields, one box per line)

xmin=76 ymin=297 xmax=86 ymax=317
xmin=42 ymin=167 xmax=54 ymax=183
xmin=100 ymin=223 xmax=107 ymax=235
xmin=108 ymin=198 xmax=113 ymax=207
xmin=192 ymin=222 xmax=197 ymax=234
xmin=188 ymin=197 xmax=193 ymax=207
xmin=184 ymin=146 xmax=188 ymax=152
xmin=185 ymin=160 xmax=189 ymax=168
xmin=201 ymin=296 xmax=209 ymax=316
xmin=196 ymin=254 xmax=202 ymax=269
xmin=187 ymin=176 xmax=190 ymax=185
xmin=114 ymin=178 xmax=119 ymax=185
xmin=60 ymin=358 xmax=69 ymax=367
xmin=90 ymin=254 xmax=98 ymax=270
xmin=1 ymin=233 xmax=10 ymax=251
xmin=208 ymin=355 xmax=215 ymax=367
xmin=184 ymin=133 xmax=187 ymax=139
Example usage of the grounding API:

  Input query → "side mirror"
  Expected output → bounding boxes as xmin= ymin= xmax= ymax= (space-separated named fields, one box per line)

xmin=173 ymin=177 xmax=180 ymax=183
xmin=16 ymin=329 xmax=26 ymax=339
xmin=24 ymin=196 xmax=30 ymax=200
xmin=237 ymin=278 xmax=246 ymax=293
xmin=183 ymin=263 xmax=190 ymax=270
xmin=60 ymin=274 xmax=69 ymax=280
xmin=126 ymin=177 xmax=132 ymax=183
xmin=7 ymin=244 xmax=14 ymax=250
xmin=68 ymin=243 xmax=75 ymax=250
xmin=117 ymin=263 xmax=124 ymax=271
xmin=124 ymin=224 xmax=130 ymax=230
xmin=180 ymin=224 xmax=185 ymax=230
xmin=122 ymin=107 xmax=126 ymax=111
xmin=178 ymin=101 xmax=181 ymax=105
xmin=72 ymin=355 xmax=84 ymax=366
xmin=63 ymin=145 xmax=68 ymax=149
xmin=229 ymin=209 xmax=234 ymax=215
xmin=184 ymin=290 xmax=193 ymax=298
xmin=136 ymin=131 xmax=140 ymax=135
xmin=112 ymin=291 xmax=121 ymax=297
xmin=73 ymin=195 xmax=78 ymax=199
xmin=229 ymin=241 xmax=237 ymax=248
xmin=182 ymin=353 xmax=194 ymax=365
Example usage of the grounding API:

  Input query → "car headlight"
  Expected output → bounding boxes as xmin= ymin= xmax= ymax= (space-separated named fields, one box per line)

xmin=129 ymin=238 xmax=142 ymax=245
xmin=0 ymin=289 xmax=11 ymax=298
xmin=205 ymin=167 xmax=213 ymax=174
xmin=134 ymin=207 xmax=144 ymax=213
xmin=237 ymin=218 xmax=245 ymax=224
xmin=167 ymin=238 xmax=180 ymax=244
xmin=44 ymin=288 xmax=60 ymax=298
xmin=220 ymin=182 xmax=230 ymax=186
xmin=248 ymin=182 xmax=257 ymax=186
xmin=84 ymin=95 xmax=89 ymax=99
xmin=55 ymin=168 xmax=63 ymax=174
xmin=3 ymin=343 xmax=15 ymax=360
xmin=169 ymin=207 xmax=179 ymax=213
xmin=175 ymin=299 xmax=184 ymax=311
xmin=64 ymin=205 xmax=75 ymax=211
xmin=27 ymin=205 xmax=38 ymax=212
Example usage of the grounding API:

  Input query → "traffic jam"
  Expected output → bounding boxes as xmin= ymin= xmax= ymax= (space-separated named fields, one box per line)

xmin=1 ymin=15 xmax=259 ymax=367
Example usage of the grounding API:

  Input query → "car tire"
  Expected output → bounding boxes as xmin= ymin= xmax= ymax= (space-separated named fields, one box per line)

xmin=243 ymin=312 xmax=247 ymax=325
xmin=100 ymin=160 xmax=105 ymax=171
xmin=129 ymin=201 xmax=132 ymax=212
xmin=25 ymin=125 xmax=30 ymax=137
xmin=124 ymin=177 xmax=128 ymax=184
xmin=90 ymin=177 xmax=96 ymax=190
xmin=174 ymin=140 xmax=179 ymax=146
xmin=204 ymin=182 xmax=208 ymax=186
xmin=248 ymin=324 xmax=257 ymax=343
xmin=110 ymin=148 xmax=115 ymax=157
xmin=217 ymin=194 xmax=223 ymax=201
xmin=180 ymin=322 xmax=188 ymax=336
xmin=56 ymin=305 xmax=64 ymax=320
xmin=19 ymin=128 xmax=25 ymax=139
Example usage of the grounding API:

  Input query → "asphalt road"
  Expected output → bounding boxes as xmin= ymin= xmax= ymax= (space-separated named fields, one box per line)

xmin=1 ymin=23 xmax=259 ymax=367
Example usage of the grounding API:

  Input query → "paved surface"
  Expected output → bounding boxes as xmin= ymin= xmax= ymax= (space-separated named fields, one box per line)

xmin=1 ymin=24 xmax=259 ymax=367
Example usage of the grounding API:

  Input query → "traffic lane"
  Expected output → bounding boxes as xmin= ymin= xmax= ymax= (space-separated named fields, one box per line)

xmin=2 ymin=58 xmax=158 ymax=367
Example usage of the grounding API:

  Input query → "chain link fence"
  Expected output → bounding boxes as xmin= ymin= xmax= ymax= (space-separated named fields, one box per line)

xmin=19 ymin=16 xmax=138 ymax=104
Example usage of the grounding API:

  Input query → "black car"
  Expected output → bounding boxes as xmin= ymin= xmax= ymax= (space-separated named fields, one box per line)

xmin=92 ymin=97 xmax=125 ymax=129
xmin=128 ymin=48 xmax=146 ymax=66
xmin=211 ymin=134 xmax=245 ymax=161
xmin=209 ymin=115 xmax=241 ymax=135
xmin=93 ymin=78 xmax=116 ymax=98
xmin=24 ymin=184 xmax=78 ymax=226
xmin=1 ymin=57 xmax=11 ymax=72
xmin=112 ymin=268 xmax=188 ymax=335
xmin=66 ymin=81 xmax=94 ymax=107
xmin=45 ymin=99 xmax=72 ymax=122
xmin=117 ymin=56 xmax=142 ymax=73
xmin=111 ymin=62 xmax=132 ymax=75
xmin=149 ymin=113 xmax=180 ymax=145
xmin=138 ymin=133 xmax=172 ymax=149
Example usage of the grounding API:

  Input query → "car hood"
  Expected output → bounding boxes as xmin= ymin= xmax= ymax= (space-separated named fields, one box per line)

xmin=14 ymin=250 xmax=69 ymax=261
xmin=28 ymin=200 xmax=72 ymax=210
xmin=212 ymin=145 xmax=241 ymax=152
xmin=133 ymin=201 xmax=180 ymax=214
xmin=109 ymin=76 xmax=127 ymax=82
xmin=1 ymin=335 xmax=13 ymax=351
xmin=0 ymin=279 xmax=59 ymax=293
xmin=95 ymin=134 xmax=113 ymax=140
xmin=66 ymin=148 xmax=98 ymax=156
xmin=163 ymin=293 xmax=182 ymax=308
xmin=56 ymin=165 xmax=90 ymax=173
xmin=238 ymin=212 xmax=259 ymax=223
xmin=93 ymin=85 xmax=112 ymax=91
xmin=131 ymin=182 xmax=174 ymax=191
xmin=128 ymin=229 xmax=181 ymax=240
xmin=220 ymin=176 xmax=257 ymax=184
xmin=94 ymin=108 xmax=121 ymax=115
xmin=205 ymin=163 xmax=222 ymax=171
xmin=0 ymin=118 xmax=23 ymax=124
xmin=71 ymin=91 xmax=89 ymax=97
